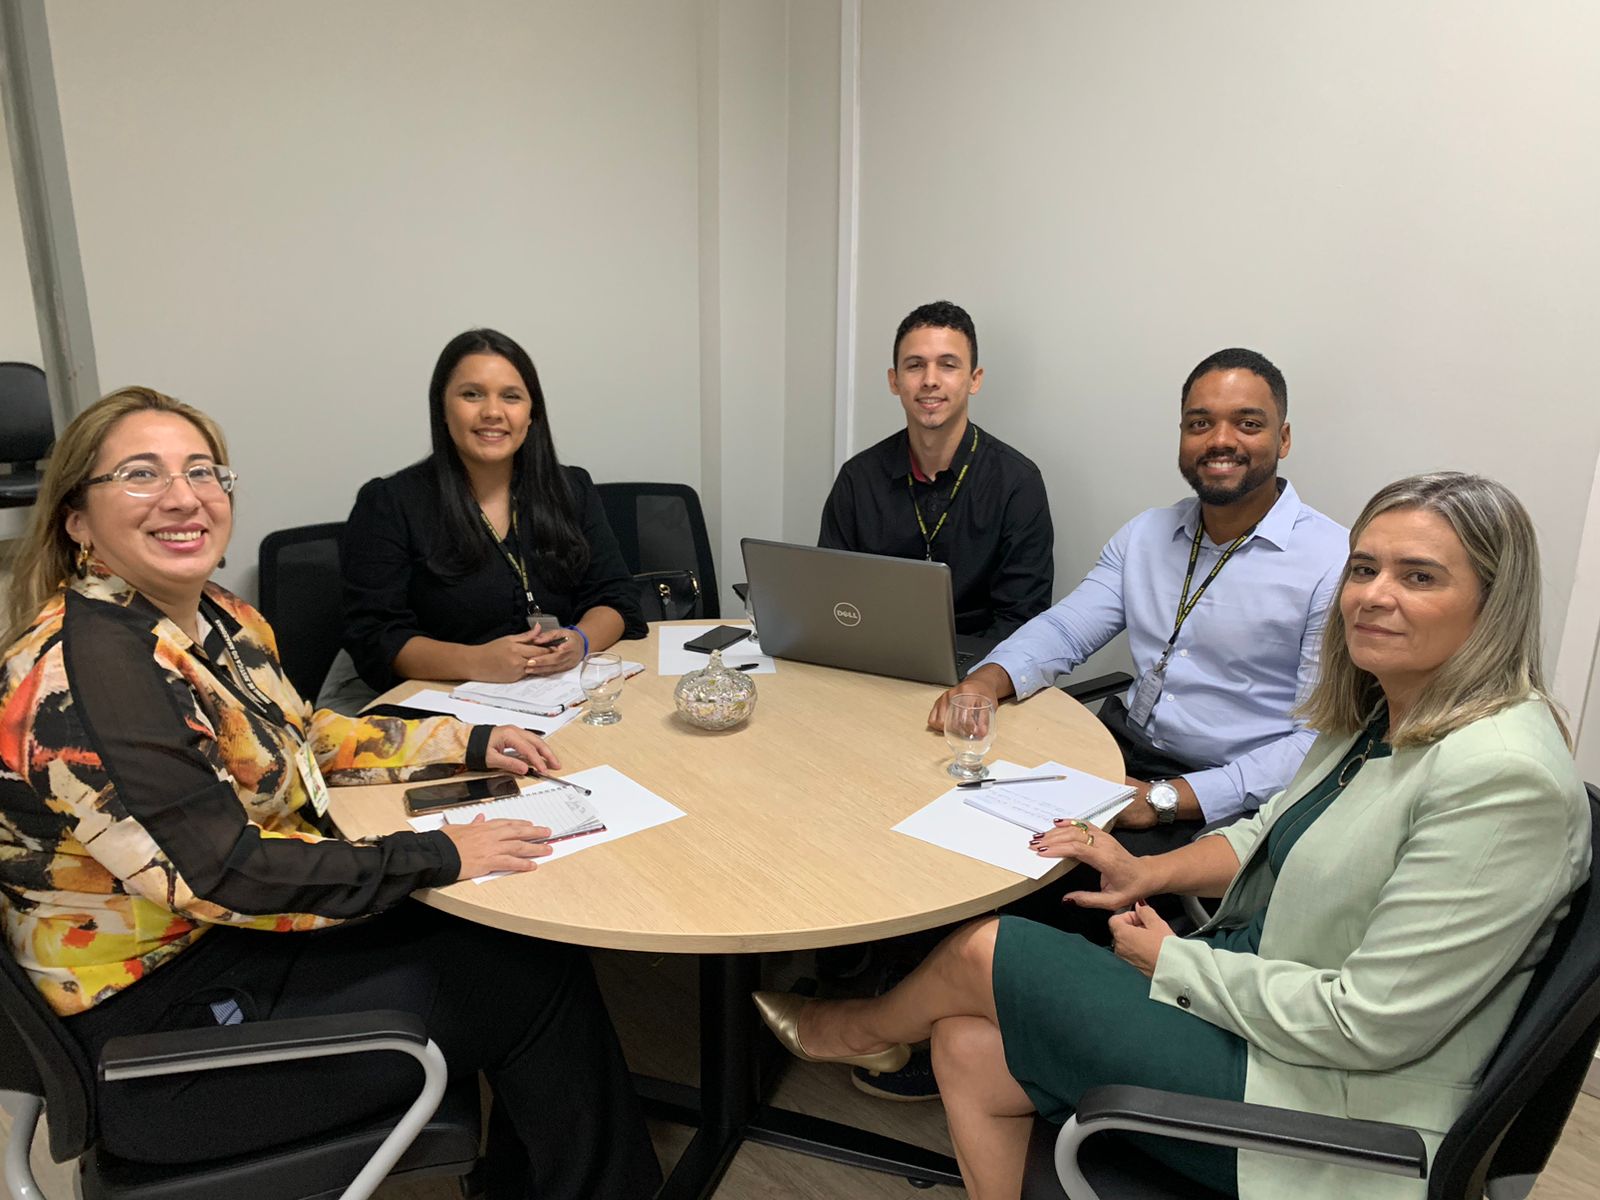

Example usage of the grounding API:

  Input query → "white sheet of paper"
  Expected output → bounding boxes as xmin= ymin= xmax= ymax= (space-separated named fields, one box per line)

xmin=893 ymin=760 xmax=1135 ymax=879
xmin=401 ymin=689 xmax=583 ymax=737
xmin=409 ymin=764 xmax=686 ymax=882
xmin=656 ymin=624 xmax=776 ymax=676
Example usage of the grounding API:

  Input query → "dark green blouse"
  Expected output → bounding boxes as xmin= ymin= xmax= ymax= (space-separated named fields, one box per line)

xmin=1206 ymin=714 xmax=1392 ymax=955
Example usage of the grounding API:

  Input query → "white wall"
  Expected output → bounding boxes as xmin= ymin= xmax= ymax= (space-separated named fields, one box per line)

xmin=22 ymin=0 xmax=1600 ymax=691
xmin=781 ymin=0 xmax=841 ymax=545
xmin=0 ymin=105 xmax=42 ymax=365
xmin=44 ymin=0 xmax=705 ymax=595
xmin=36 ymin=0 xmax=840 ymax=612
xmin=852 ymin=0 xmax=1600 ymax=681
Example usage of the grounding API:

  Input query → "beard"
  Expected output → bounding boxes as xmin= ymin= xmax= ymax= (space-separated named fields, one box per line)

xmin=1180 ymin=454 xmax=1277 ymax=506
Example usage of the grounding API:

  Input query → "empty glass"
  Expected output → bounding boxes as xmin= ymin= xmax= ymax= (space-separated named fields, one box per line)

xmin=741 ymin=589 xmax=761 ymax=653
xmin=579 ymin=652 xmax=625 ymax=725
xmin=944 ymin=694 xmax=996 ymax=780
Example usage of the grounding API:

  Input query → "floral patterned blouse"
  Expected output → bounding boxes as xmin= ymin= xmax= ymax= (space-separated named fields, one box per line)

xmin=0 ymin=571 xmax=488 ymax=1016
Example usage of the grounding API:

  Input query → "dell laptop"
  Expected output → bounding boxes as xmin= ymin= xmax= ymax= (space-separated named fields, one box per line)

xmin=740 ymin=539 xmax=992 ymax=686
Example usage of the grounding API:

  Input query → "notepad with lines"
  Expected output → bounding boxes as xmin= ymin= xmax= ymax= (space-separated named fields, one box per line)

xmin=960 ymin=765 xmax=1136 ymax=834
xmin=405 ymin=765 xmax=687 ymax=882
xmin=453 ymin=661 xmax=646 ymax=716
xmin=408 ymin=779 xmax=603 ymax=841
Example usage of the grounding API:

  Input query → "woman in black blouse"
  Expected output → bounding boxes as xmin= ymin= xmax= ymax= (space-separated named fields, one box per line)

xmin=340 ymin=328 xmax=645 ymax=694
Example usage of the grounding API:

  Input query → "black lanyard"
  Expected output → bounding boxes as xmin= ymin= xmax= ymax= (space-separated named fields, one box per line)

xmin=201 ymin=599 xmax=302 ymax=743
xmin=1158 ymin=519 xmax=1254 ymax=661
xmin=907 ymin=426 xmax=980 ymax=559
xmin=478 ymin=508 xmax=543 ymax=621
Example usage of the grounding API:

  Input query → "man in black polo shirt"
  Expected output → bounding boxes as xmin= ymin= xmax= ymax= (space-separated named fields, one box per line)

xmin=818 ymin=300 xmax=1054 ymax=638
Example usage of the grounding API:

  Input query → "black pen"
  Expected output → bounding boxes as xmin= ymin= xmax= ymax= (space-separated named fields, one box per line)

xmin=956 ymin=774 xmax=1070 ymax=790
xmin=733 ymin=663 xmax=760 ymax=671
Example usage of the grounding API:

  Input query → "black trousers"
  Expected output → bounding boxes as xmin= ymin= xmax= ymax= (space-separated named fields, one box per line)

xmin=66 ymin=903 xmax=661 ymax=1200
xmin=1005 ymin=696 xmax=1205 ymax=938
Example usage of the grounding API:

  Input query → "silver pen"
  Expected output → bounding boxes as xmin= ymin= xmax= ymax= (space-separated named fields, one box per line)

xmin=532 ymin=772 xmax=593 ymax=798
xmin=956 ymin=774 xmax=1069 ymax=790
xmin=503 ymin=748 xmax=594 ymax=797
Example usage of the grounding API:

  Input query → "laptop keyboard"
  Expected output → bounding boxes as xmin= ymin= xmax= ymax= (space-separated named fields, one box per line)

xmin=955 ymin=650 xmax=975 ymax=669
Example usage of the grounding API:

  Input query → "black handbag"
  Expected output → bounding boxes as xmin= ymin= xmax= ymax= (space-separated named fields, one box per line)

xmin=634 ymin=569 xmax=701 ymax=621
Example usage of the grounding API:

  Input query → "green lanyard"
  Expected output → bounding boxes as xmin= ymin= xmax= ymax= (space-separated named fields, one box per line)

xmin=478 ymin=508 xmax=544 ymax=623
xmin=1161 ymin=519 xmax=1254 ymax=659
xmin=907 ymin=426 xmax=980 ymax=559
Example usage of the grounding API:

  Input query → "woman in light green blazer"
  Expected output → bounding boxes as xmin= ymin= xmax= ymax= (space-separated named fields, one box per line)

xmin=753 ymin=472 xmax=1591 ymax=1200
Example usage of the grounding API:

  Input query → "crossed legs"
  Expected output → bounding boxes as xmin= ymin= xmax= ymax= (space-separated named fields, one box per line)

xmin=796 ymin=917 xmax=1037 ymax=1199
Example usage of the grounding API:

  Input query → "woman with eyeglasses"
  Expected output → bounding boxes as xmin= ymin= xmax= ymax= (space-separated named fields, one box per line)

xmin=0 ymin=388 xmax=660 ymax=1197
xmin=752 ymin=472 xmax=1589 ymax=1200
xmin=328 ymin=328 xmax=645 ymax=709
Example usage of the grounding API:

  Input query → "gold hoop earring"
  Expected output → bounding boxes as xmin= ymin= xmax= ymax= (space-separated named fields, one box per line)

xmin=74 ymin=543 xmax=94 ymax=579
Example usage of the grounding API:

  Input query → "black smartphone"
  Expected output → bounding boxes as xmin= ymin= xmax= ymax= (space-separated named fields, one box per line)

xmin=683 ymin=625 xmax=751 ymax=655
xmin=404 ymin=773 xmax=521 ymax=816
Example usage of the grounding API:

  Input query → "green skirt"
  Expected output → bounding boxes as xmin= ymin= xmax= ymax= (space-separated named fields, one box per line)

xmin=993 ymin=915 xmax=1247 ymax=1196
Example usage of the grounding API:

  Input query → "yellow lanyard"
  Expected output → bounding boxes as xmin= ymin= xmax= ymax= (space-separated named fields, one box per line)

xmin=907 ymin=427 xmax=980 ymax=559
xmin=1162 ymin=520 xmax=1253 ymax=657
xmin=478 ymin=508 xmax=542 ymax=619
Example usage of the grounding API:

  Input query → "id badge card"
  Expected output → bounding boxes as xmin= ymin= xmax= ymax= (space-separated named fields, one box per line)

xmin=294 ymin=739 xmax=331 ymax=818
xmin=1126 ymin=657 xmax=1169 ymax=727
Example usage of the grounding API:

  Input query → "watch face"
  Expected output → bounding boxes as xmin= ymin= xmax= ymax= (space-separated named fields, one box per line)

xmin=1148 ymin=783 xmax=1179 ymax=813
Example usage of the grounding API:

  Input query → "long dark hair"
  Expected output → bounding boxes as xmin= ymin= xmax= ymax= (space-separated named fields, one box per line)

xmin=427 ymin=328 xmax=589 ymax=584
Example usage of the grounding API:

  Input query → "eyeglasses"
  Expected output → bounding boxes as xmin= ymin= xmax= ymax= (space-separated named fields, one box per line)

xmin=81 ymin=464 xmax=239 ymax=500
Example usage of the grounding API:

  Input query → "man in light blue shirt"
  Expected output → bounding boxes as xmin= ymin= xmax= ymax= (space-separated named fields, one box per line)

xmin=930 ymin=348 xmax=1348 ymax=843
xmin=853 ymin=348 xmax=1350 ymax=1107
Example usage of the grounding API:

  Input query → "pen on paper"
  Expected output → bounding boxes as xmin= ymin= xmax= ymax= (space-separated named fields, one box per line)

xmin=533 ymin=772 xmax=593 ymax=797
xmin=956 ymin=774 xmax=1071 ymax=790
xmin=733 ymin=663 xmax=760 ymax=671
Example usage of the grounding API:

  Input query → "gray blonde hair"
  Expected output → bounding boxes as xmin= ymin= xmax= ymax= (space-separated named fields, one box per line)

xmin=2 ymin=387 xmax=230 ymax=650
xmin=1299 ymin=471 xmax=1569 ymax=749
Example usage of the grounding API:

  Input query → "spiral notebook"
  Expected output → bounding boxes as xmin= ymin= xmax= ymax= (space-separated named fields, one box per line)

xmin=408 ymin=779 xmax=605 ymax=843
xmin=959 ymin=764 xmax=1136 ymax=835
xmin=452 ymin=660 xmax=646 ymax=717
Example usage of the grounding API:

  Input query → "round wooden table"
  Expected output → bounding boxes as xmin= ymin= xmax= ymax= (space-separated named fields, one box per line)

xmin=330 ymin=622 xmax=1124 ymax=1199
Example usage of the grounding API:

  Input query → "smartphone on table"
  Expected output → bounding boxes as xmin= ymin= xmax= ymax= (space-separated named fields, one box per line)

xmin=682 ymin=625 xmax=750 ymax=654
xmin=404 ymin=773 xmax=521 ymax=816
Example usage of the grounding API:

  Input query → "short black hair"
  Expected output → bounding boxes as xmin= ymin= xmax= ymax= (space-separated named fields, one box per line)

xmin=1180 ymin=348 xmax=1287 ymax=419
xmin=893 ymin=300 xmax=978 ymax=368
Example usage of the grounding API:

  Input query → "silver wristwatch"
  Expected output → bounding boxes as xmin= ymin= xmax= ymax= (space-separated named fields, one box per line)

xmin=1146 ymin=781 xmax=1180 ymax=825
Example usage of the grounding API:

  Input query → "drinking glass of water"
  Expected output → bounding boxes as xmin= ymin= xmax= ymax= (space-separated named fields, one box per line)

xmin=944 ymin=694 xmax=996 ymax=780
xmin=579 ymin=652 xmax=625 ymax=725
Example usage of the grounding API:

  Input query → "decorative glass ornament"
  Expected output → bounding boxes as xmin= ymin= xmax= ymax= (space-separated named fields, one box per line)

xmin=673 ymin=647 xmax=757 ymax=730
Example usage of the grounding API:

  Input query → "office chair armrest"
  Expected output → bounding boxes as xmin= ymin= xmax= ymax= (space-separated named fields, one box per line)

xmin=1054 ymin=1085 xmax=1426 ymax=1199
xmin=1178 ymin=812 xmax=1249 ymax=929
xmin=99 ymin=1011 xmax=447 ymax=1200
xmin=1059 ymin=673 xmax=1132 ymax=705
xmin=98 ymin=1010 xmax=429 ymax=1079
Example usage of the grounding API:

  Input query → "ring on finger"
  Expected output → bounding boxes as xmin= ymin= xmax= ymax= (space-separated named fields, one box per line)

xmin=1071 ymin=820 xmax=1089 ymax=832
xmin=1086 ymin=833 xmax=1095 ymax=846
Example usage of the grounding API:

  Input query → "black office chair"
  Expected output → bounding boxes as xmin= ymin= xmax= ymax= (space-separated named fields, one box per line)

xmin=257 ymin=522 xmax=346 ymax=700
xmin=1022 ymin=784 xmax=1600 ymax=1200
xmin=0 ymin=363 xmax=53 ymax=510
xmin=1060 ymin=672 xmax=1133 ymax=707
xmin=0 ymin=943 xmax=483 ymax=1200
xmin=596 ymin=481 xmax=719 ymax=620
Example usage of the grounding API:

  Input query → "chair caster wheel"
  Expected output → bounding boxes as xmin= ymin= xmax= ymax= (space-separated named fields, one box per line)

xmin=907 ymin=1179 xmax=937 ymax=1189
